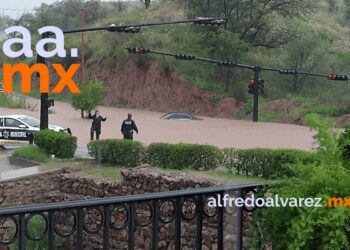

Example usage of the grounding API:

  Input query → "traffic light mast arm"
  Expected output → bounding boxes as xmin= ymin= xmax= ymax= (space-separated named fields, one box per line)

xmin=63 ymin=17 xmax=227 ymax=34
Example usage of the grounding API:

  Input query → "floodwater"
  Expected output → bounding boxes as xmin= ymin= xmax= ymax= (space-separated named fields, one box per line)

xmin=0 ymin=150 xmax=22 ymax=172
xmin=0 ymin=97 xmax=315 ymax=151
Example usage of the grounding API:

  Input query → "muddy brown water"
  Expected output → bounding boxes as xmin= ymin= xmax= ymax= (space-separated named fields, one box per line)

xmin=0 ymin=97 xmax=315 ymax=151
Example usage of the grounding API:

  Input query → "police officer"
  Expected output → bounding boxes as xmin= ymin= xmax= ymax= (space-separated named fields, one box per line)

xmin=121 ymin=113 xmax=138 ymax=140
xmin=89 ymin=110 xmax=107 ymax=140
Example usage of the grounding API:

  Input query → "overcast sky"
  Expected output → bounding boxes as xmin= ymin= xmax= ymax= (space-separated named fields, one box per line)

xmin=1 ymin=0 xmax=129 ymax=18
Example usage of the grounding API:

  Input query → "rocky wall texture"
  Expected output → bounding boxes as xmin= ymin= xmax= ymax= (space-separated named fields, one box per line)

xmin=0 ymin=165 xmax=253 ymax=250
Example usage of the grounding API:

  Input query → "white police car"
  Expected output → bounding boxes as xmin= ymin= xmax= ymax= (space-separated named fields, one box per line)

xmin=0 ymin=115 xmax=65 ymax=145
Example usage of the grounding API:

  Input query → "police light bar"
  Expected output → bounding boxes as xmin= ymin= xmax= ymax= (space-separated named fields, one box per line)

xmin=326 ymin=74 xmax=348 ymax=81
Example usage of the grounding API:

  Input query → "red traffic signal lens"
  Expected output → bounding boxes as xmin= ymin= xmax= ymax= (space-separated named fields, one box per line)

xmin=249 ymin=79 xmax=255 ymax=85
xmin=327 ymin=74 xmax=335 ymax=80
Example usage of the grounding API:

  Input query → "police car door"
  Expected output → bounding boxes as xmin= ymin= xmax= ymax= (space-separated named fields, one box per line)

xmin=0 ymin=117 xmax=30 ymax=145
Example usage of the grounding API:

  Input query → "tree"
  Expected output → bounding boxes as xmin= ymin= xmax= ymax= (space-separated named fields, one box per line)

xmin=71 ymin=80 xmax=107 ymax=118
xmin=179 ymin=0 xmax=315 ymax=48
xmin=141 ymin=0 xmax=151 ymax=9
xmin=282 ymin=35 xmax=327 ymax=94
xmin=201 ymin=29 xmax=248 ymax=93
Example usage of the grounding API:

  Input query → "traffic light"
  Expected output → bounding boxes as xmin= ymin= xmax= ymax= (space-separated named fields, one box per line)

xmin=217 ymin=61 xmax=236 ymax=67
xmin=326 ymin=74 xmax=348 ymax=81
xmin=126 ymin=47 xmax=150 ymax=54
xmin=47 ymin=99 xmax=54 ymax=108
xmin=248 ymin=79 xmax=264 ymax=94
xmin=248 ymin=79 xmax=255 ymax=94
xmin=174 ymin=54 xmax=195 ymax=60
xmin=279 ymin=69 xmax=297 ymax=75
xmin=193 ymin=18 xmax=224 ymax=26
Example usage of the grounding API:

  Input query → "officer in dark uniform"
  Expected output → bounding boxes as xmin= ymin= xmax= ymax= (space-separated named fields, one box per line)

xmin=121 ymin=113 xmax=138 ymax=140
xmin=89 ymin=110 xmax=107 ymax=140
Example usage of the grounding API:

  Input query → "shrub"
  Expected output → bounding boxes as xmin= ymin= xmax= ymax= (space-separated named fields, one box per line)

xmin=254 ymin=163 xmax=350 ymax=249
xmin=87 ymin=139 xmax=145 ymax=167
xmin=146 ymin=143 xmax=220 ymax=170
xmin=220 ymin=148 xmax=319 ymax=178
xmin=12 ymin=145 xmax=49 ymax=162
xmin=252 ymin=114 xmax=350 ymax=249
xmin=338 ymin=124 xmax=350 ymax=163
xmin=34 ymin=130 xmax=77 ymax=158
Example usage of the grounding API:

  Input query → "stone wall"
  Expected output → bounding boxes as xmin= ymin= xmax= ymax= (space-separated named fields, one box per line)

xmin=0 ymin=165 xmax=251 ymax=250
xmin=0 ymin=169 xmax=63 ymax=207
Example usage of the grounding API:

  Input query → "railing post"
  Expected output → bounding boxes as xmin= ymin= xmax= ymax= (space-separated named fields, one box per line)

xmin=236 ymin=189 xmax=244 ymax=250
xmin=48 ymin=211 xmax=55 ymax=250
xmin=18 ymin=214 xmax=26 ymax=250
xmin=196 ymin=195 xmax=203 ymax=250
xmin=103 ymin=206 xmax=110 ymax=250
xmin=128 ymin=203 xmax=136 ymax=250
xmin=152 ymin=200 xmax=159 ymax=250
xmin=217 ymin=192 xmax=224 ymax=250
xmin=175 ymin=198 xmax=182 ymax=250
xmin=76 ymin=209 xmax=83 ymax=250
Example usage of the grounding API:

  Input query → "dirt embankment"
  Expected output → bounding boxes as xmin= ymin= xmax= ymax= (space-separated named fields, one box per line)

xmin=86 ymin=59 xmax=240 ymax=118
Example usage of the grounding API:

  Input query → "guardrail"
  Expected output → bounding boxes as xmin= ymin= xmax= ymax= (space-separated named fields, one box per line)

xmin=0 ymin=183 xmax=265 ymax=249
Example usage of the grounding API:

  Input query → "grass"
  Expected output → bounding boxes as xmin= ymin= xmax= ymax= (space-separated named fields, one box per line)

xmin=12 ymin=145 xmax=50 ymax=163
xmin=38 ymin=158 xmax=263 ymax=184
xmin=0 ymin=93 xmax=37 ymax=110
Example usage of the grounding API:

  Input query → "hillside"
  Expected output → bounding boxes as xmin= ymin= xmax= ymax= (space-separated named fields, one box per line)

xmin=2 ymin=0 xmax=350 ymax=125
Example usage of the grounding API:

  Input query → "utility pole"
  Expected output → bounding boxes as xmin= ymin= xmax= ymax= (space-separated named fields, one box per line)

xmin=253 ymin=66 xmax=260 ymax=122
xmin=80 ymin=8 xmax=85 ymax=81
xmin=39 ymin=32 xmax=49 ymax=130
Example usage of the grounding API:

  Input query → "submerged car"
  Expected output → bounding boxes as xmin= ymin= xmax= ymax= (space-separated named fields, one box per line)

xmin=0 ymin=115 xmax=67 ymax=145
xmin=159 ymin=112 xmax=202 ymax=120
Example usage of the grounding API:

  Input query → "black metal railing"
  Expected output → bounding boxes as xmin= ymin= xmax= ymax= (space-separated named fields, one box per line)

xmin=0 ymin=183 xmax=265 ymax=250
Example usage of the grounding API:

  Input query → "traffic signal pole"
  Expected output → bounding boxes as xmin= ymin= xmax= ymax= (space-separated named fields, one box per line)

xmin=253 ymin=66 xmax=261 ymax=122
xmin=38 ymin=17 xmax=226 ymax=130
xmin=39 ymin=32 xmax=49 ymax=129
xmin=126 ymin=47 xmax=349 ymax=123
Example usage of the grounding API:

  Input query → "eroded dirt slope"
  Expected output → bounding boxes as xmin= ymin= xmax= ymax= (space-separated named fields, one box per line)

xmin=86 ymin=60 xmax=239 ymax=118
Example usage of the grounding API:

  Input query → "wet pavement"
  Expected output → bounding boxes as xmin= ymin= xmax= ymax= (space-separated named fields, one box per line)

xmin=0 ymin=150 xmax=23 ymax=173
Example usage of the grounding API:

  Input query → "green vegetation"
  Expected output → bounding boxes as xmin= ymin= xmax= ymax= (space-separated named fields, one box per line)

xmin=338 ymin=124 xmax=350 ymax=162
xmin=34 ymin=130 xmax=77 ymax=158
xmin=10 ymin=214 xmax=63 ymax=250
xmin=0 ymin=94 xmax=37 ymax=110
xmin=252 ymin=114 xmax=350 ymax=249
xmin=146 ymin=142 xmax=221 ymax=170
xmin=12 ymin=145 xmax=49 ymax=163
xmin=71 ymin=80 xmax=107 ymax=118
xmin=2 ymin=0 xmax=350 ymax=123
xmin=220 ymin=148 xmax=319 ymax=178
xmin=88 ymin=140 xmax=318 ymax=178
xmin=87 ymin=139 xmax=145 ymax=167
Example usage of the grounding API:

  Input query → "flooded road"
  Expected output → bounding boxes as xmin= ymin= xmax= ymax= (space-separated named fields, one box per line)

xmin=0 ymin=97 xmax=315 ymax=151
